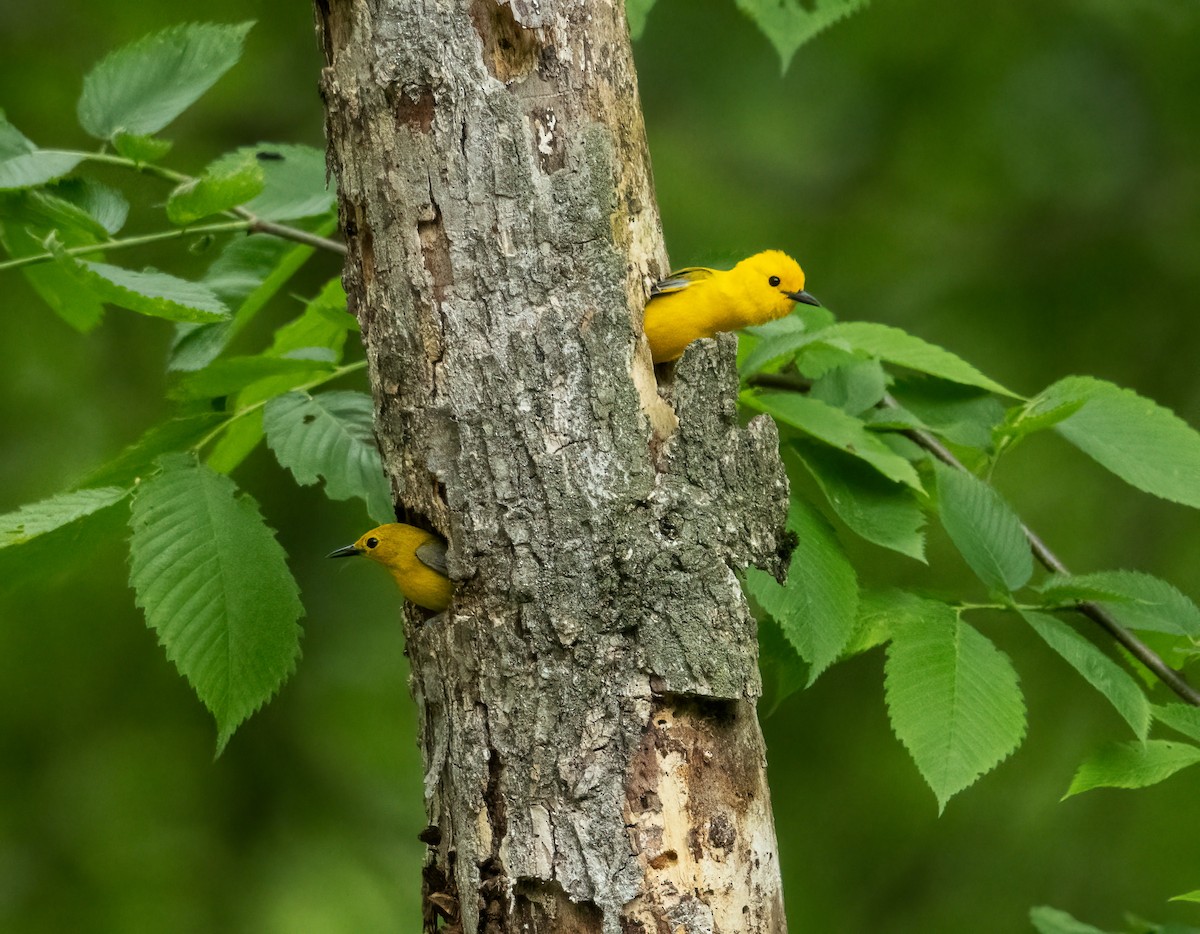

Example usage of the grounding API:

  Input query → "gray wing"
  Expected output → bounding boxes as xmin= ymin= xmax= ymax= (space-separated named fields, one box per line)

xmin=415 ymin=539 xmax=449 ymax=576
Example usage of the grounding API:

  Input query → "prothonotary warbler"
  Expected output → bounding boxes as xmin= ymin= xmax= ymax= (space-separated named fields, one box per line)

xmin=327 ymin=523 xmax=453 ymax=611
xmin=643 ymin=249 xmax=819 ymax=363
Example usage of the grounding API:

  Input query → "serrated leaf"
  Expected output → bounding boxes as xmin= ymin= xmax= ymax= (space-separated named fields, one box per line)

xmin=166 ymin=154 xmax=264 ymax=225
xmin=885 ymin=607 xmax=1026 ymax=811
xmin=112 ymin=131 xmax=174 ymax=163
xmin=746 ymin=391 xmax=923 ymax=491
xmin=735 ymin=0 xmax=869 ymax=71
xmin=842 ymin=588 xmax=934 ymax=659
xmin=757 ymin=613 xmax=808 ymax=716
xmin=79 ymin=414 xmax=226 ymax=488
xmin=1 ymin=487 xmax=129 ymax=547
xmin=743 ymin=497 xmax=858 ymax=683
xmin=1063 ymin=739 xmax=1200 ymax=798
xmin=1037 ymin=571 xmax=1200 ymax=637
xmin=1028 ymin=906 xmax=1112 ymax=934
xmin=0 ymin=150 xmax=85 ymax=191
xmin=128 ymin=455 xmax=302 ymax=751
xmin=789 ymin=442 xmax=925 ymax=560
xmin=626 ymin=0 xmax=657 ymax=38
xmin=78 ymin=22 xmax=254 ymax=140
xmin=822 ymin=322 xmax=1017 ymax=398
xmin=934 ymin=460 xmax=1032 ymax=593
xmin=264 ymin=391 xmax=392 ymax=522
xmin=1020 ymin=611 xmax=1150 ymax=739
xmin=210 ymin=145 xmax=334 ymax=220
xmin=0 ymin=223 xmax=105 ymax=331
xmin=1030 ymin=376 xmax=1200 ymax=509
xmin=889 ymin=377 xmax=1008 ymax=449
xmin=169 ymin=355 xmax=332 ymax=401
xmin=810 ymin=357 xmax=886 ymax=415
xmin=47 ymin=236 xmax=228 ymax=323
xmin=1153 ymin=704 xmax=1200 ymax=743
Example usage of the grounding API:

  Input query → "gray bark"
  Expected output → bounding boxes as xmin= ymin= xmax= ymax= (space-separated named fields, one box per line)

xmin=315 ymin=1 xmax=791 ymax=930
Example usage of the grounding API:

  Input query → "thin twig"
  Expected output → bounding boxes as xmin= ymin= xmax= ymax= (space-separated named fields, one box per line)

xmin=0 ymin=221 xmax=251 ymax=272
xmin=235 ymin=211 xmax=347 ymax=255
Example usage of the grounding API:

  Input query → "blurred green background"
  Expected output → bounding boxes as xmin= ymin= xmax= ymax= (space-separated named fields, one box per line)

xmin=3 ymin=1 xmax=1200 ymax=931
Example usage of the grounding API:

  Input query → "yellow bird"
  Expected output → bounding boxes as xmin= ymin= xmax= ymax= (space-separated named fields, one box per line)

xmin=643 ymin=249 xmax=819 ymax=363
xmin=327 ymin=523 xmax=453 ymax=611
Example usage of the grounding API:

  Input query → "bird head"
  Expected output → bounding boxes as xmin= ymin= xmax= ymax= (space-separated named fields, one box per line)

xmin=732 ymin=250 xmax=819 ymax=324
xmin=327 ymin=523 xmax=416 ymax=571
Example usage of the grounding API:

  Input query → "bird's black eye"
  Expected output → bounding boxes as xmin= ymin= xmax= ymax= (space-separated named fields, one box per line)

xmin=365 ymin=537 xmax=379 ymax=549
xmin=768 ymin=275 xmax=781 ymax=287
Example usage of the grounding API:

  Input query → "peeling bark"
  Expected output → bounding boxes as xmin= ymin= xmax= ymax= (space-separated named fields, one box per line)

xmin=315 ymin=1 xmax=790 ymax=931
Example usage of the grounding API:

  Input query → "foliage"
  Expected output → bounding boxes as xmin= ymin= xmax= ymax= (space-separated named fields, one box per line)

xmin=0 ymin=23 xmax=372 ymax=751
xmin=738 ymin=296 xmax=1200 ymax=812
xmin=628 ymin=0 xmax=870 ymax=71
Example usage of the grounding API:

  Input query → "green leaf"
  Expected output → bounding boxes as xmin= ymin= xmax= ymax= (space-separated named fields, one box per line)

xmin=1170 ymin=891 xmax=1200 ymax=905
xmin=48 ymin=236 xmax=228 ymax=323
xmin=743 ymin=497 xmax=858 ymax=684
xmin=934 ymin=461 xmax=1032 ymax=593
xmin=1063 ymin=739 xmax=1200 ymax=798
xmin=210 ymin=145 xmax=334 ymax=220
xmin=885 ymin=607 xmax=1026 ymax=811
xmin=757 ymin=613 xmax=808 ymax=716
xmin=0 ymin=111 xmax=34 ymax=158
xmin=0 ymin=487 xmax=131 ymax=592
xmin=268 ymin=278 xmax=355 ymax=359
xmin=1037 ymin=571 xmax=1200 ymax=637
xmin=740 ymin=328 xmax=820 ymax=376
xmin=626 ymin=0 xmax=658 ymax=38
xmin=77 ymin=22 xmax=254 ymax=139
xmin=172 ymin=231 xmax=320 ymax=371
xmin=843 ymin=588 xmax=934 ymax=659
xmin=128 ymin=455 xmax=302 ymax=752
xmin=166 ymin=154 xmax=264 ymax=225
xmin=112 ymin=131 xmax=174 ymax=163
xmin=1 ymin=486 xmax=130 ymax=547
xmin=1020 ymin=611 xmax=1150 ymax=740
xmin=746 ymin=391 xmax=923 ymax=491
xmin=735 ymin=0 xmax=869 ymax=71
xmin=206 ymin=411 xmax=264 ymax=476
xmin=821 ymin=322 xmax=1017 ymax=398
xmin=1028 ymin=906 xmax=1112 ymax=934
xmin=810 ymin=357 xmax=886 ymax=416
xmin=44 ymin=177 xmax=129 ymax=236
xmin=168 ymin=355 xmax=332 ymax=401
xmin=0 ymin=150 xmax=84 ymax=191
xmin=789 ymin=442 xmax=925 ymax=561
xmin=998 ymin=396 xmax=1088 ymax=445
xmin=79 ymin=414 xmax=227 ymax=488
xmin=0 ymin=223 xmax=105 ymax=331
xmin=1153 ymin=704 xmax=1200 ymax=743
xmin=1030 ymin=376 xmax=1200 ymax=509
xmin=263 ymin=391 xmax=392 ymax=522
xmin=888 ymin=377 xmax=1008 ymax=449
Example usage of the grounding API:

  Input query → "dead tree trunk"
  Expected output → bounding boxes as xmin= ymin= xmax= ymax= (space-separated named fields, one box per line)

xmin=315 ymin=1 xmax=791 ymax=930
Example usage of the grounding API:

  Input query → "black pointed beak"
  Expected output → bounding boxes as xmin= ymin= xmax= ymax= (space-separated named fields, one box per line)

xmin=326 ymin=544 xmax=362 ymax=559
xmin=787 ymin=290 xmax=820 ymax=307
